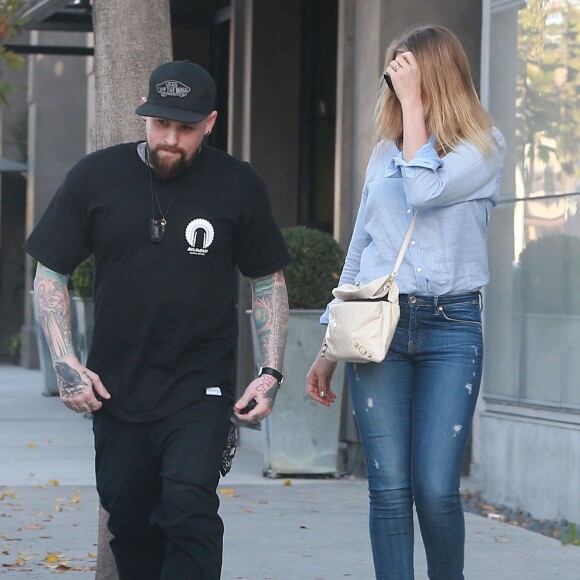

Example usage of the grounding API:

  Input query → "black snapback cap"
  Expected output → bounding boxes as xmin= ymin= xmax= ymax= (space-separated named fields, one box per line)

xmin=135 ymin=60 xmax=216 ymax=123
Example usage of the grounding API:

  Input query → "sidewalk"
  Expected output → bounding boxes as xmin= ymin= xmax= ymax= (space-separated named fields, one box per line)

xmin=1 ymin=364 xmax=579 ymax=579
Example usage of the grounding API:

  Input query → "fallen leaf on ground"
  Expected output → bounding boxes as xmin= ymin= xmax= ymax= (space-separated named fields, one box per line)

xmin=284 ymin=479 xmax=293 ymax=486
xmin=48 ymin=480 xmax=59 ymax=486
xmin=26 ymin=443 xmax=38 ymax=448
xmin=479 ymin=502 xmax=497 ymax=512
xmin=0 ymin=490 xmax=17 ymax=501
xmin=219 ymin=489 xmax=237 ymax=497
xmin=22 ymin=524 xmax=44 ymax=530
xmin=46 ymin=561 xmax=70 ymax=569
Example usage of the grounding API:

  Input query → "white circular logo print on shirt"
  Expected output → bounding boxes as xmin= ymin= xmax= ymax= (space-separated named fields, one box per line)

xmin=185 ymin=219 xmax=215 ymax=255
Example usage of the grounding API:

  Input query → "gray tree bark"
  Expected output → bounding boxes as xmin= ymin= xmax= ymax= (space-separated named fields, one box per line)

xmin=91 ymin=1 xmax=172 ymax=578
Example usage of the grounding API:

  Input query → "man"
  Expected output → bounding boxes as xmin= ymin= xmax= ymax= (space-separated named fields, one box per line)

xmin=25 ymin=60 xmax=290 ymax=579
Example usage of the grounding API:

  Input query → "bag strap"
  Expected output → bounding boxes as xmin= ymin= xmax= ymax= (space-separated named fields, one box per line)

xmin=391 ymin=211 xmax=419 ymax=279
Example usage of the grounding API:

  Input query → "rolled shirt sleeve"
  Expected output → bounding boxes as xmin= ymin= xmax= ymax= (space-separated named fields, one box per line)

xmin=392 ymin=128 xmax=505 ymax=209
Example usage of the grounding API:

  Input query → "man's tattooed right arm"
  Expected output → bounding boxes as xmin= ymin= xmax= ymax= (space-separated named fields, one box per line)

xmin=33 ymin=262 xmax=109 ymax=413
xmin=34 ymin=263 xmax=75 ymax=362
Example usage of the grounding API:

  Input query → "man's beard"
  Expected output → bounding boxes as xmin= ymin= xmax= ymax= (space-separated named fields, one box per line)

xmin=149 ymin=146 xmax=193 ymax=179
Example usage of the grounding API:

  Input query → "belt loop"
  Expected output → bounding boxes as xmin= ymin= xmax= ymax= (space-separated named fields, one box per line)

xmin=478 ymin=291 xmax=483 ymax=312
xmin=433 ymin=295 xmax=439 ymax=315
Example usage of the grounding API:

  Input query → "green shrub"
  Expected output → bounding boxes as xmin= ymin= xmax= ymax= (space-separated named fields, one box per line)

xmin=8 ymin=332 xmax=21 ymax=364
xmin=561 ymin=523 xmax=580 ymax=546
xmin=30 ymin=257 xmax=38 ymax=280
xmin=70 ymin=257 xmax=94 ymax=298
xmin=282 ymin=226 xmax=344 ymax=309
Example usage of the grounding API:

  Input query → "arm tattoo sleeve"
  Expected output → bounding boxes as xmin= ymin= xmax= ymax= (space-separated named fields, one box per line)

xmin=34 ymin=263 xmax=76 ymax=362
xmin=250 ymin=270 xmax=289 ymax=372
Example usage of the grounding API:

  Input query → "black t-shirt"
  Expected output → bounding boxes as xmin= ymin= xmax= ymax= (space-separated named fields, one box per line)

xmin=25 ymin=143 xmax=290 ymax=422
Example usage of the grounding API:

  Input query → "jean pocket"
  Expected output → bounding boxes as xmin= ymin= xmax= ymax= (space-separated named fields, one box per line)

xmin=437 ymin=303 xmax=481 ymax=325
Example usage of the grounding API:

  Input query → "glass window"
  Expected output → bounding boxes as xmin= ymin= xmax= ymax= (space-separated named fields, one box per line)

xmin=484 ymin=0 xmax=580 ymax=410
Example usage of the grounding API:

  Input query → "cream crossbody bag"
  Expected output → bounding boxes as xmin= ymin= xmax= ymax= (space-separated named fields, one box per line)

xmin=321 ymin=213 xmax=418 ymax=364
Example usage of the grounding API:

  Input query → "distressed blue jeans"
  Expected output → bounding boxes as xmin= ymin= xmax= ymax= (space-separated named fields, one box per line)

xmin=347 ymin=292 xmax=483 ymax=580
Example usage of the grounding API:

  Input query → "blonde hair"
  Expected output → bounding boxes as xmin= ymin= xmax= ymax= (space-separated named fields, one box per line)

xmin=374 ymin=25 xmax=494 ymax=156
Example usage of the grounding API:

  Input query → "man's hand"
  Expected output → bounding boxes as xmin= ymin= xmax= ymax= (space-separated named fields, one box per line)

xmin=53 ymin=355 xmax=110 ymax=414
xmin=306 ymin=350 xmax=338 ymax=407
xmin=233 ymin=374 xmax=280 ymax=424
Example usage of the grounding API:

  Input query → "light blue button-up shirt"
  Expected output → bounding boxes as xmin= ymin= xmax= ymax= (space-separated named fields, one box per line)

xmin=322 ymin=128 xmax=505 ymax=323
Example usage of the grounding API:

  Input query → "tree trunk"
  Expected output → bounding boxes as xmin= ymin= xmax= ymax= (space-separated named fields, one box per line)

xmin=91 ymin=1 xmax=172 ymax=578
xmin=93 ymin=0 xmax=172 ymax=149
xmin=96 ymin=506 xmax=117 ymax=580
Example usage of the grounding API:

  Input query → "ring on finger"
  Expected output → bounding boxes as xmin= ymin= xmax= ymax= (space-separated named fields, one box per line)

xmin=319 ymin=390 xmax=326 ymax=398
xmin=392 ymin=63 xmax=399 ymax=72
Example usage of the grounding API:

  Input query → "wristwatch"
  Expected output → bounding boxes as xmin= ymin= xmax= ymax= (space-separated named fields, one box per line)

xmin=258 ymin=366 xmax=284 ymax=385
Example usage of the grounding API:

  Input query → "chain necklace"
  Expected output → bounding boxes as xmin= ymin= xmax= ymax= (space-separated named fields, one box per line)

xmin=145 ymin=146 xmax=180 ymax=243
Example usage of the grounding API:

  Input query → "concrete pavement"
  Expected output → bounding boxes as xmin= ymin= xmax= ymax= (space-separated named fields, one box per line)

xmin=1 ymin=364 xmax=579 ymax=579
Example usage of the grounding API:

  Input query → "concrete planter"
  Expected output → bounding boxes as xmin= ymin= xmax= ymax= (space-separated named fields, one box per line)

xmin=250 ymin=310 xmax=345 ymax=477
xmin=71 ymin=296 xmax=94 ymax=366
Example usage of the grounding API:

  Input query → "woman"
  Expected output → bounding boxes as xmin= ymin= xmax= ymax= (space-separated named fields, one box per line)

xmin=306 ymin=26 xmax=505 ymax=580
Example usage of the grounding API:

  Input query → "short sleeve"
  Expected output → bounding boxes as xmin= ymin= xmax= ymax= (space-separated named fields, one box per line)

xmin=24 ymin=161 xmax=92 ymax=275
xmin=234 ymin=168 xmax=291 ymax=278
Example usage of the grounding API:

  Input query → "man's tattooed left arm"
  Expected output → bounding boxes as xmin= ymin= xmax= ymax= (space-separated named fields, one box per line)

xmin=233 ymin=270 xmax=289 ymax=421
xmin=250 ymin=270 xmax=289 ymax=382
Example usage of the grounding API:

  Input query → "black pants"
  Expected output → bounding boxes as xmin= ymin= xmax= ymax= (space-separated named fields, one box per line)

xmin=92 ymin=396 xmax=232 ymax=580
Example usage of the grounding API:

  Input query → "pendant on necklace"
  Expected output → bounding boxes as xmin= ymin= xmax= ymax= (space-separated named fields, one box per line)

xmin=149 ymin=217 xmax=167 ymax=243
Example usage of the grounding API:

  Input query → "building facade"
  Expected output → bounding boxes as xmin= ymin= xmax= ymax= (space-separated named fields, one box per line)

xmin=5 ymin=0 xmax=579 ymax=524
xmin=478 ymin=0 xmax=580 ymax=523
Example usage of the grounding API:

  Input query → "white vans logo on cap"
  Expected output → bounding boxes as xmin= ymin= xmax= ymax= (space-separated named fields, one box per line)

xmin=156 ymin=80 xmax=191 ymax=98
